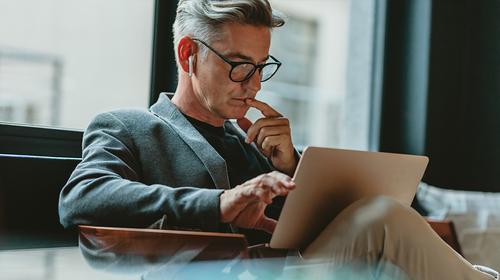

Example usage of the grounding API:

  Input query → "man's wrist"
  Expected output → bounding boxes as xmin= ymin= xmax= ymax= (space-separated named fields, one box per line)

xmin=279 ymin=154 xmax=299 ymax=177
xmin=219 ymin=189 xmax=231 ymax=223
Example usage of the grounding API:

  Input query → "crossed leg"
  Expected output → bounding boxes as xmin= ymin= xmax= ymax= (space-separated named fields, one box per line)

xmin=301 ymin=196 xmax=494 ymax=280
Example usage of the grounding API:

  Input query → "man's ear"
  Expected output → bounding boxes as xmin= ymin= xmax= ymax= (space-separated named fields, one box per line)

xmin=177 ymin=37 xmax=197 ymax=76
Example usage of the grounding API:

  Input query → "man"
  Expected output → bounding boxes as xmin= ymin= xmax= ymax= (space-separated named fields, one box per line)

xmin=59 ymin=0 xmax=496 ymax=279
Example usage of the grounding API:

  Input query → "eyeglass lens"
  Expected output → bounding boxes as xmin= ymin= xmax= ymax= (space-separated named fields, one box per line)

xmin=231 ymin=62 xmax=279 ymax=82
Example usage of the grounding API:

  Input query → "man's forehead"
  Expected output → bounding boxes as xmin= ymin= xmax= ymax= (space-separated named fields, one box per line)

xmin=224 ymin=51 xmax=270 ymax=63
xmin=216 ymin=23 xmax=271 ymax=63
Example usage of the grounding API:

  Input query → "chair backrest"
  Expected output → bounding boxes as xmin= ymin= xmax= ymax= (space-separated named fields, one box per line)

xmin=0 ymin=153 xmax=80 ymax=249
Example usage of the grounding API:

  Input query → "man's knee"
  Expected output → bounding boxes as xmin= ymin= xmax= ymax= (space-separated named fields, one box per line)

xmin=343 ymin=196 xmax=425 ymax=235
xmin=304 ymin=196 xmax=421 ymax=260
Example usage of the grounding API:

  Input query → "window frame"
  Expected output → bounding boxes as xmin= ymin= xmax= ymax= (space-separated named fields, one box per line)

xmin=149 ymin=0 xmax=179 ymax=104
xmin=0 ymin=0 xmax=177 ymax=157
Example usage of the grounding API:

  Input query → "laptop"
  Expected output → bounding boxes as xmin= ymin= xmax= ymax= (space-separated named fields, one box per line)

xmin=269 ymin=146 xmax=429 ymax=249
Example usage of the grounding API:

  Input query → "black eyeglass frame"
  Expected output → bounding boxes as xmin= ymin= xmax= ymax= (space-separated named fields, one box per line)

xmin=192 ymin=38 xmax=282 ymax=83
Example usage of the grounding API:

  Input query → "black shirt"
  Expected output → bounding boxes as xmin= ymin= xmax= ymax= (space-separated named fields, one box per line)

xmin=184 ymin=115 xmax=284 ymax=245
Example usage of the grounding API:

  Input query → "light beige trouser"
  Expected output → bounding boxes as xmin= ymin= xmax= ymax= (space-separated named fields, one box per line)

xmin=300 ymin=196 xmax=495 ymax=280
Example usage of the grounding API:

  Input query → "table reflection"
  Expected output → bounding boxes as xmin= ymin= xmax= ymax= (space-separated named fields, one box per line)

xmin=77 ymin=226 xmax=408 ymax=280
xmin=78 ymin=225 xmax=288 ymax=279
xmin=0 ymin=226 xmax=408 ymax=280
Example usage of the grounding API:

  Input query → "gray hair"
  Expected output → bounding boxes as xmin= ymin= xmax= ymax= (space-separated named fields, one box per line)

xmin=173 ymin=0 xmax=285 ymax=62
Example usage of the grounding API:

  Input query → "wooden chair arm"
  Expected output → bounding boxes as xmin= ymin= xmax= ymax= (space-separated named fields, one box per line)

xmin=78 ymin=225 xmax=249 ymax=261
xmin=426 ymin=219 xmax=462 ymax=255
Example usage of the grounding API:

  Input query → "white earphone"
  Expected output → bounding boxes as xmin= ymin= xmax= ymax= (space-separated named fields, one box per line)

xmin=188 ymin=56 xmax=193 ymax=77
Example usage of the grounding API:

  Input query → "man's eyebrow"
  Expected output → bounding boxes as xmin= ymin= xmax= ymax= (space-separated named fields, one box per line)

xmin=226 ymin=52 xmax=270 ymax=63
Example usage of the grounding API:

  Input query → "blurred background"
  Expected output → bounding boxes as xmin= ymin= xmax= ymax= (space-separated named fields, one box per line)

xmin=0 ymin=0 xmax=154 ymax=129
xmin=0 ymin=0 xmax=373 ymax=149
xmin=1 ymin=0 xmax=500 ymax=278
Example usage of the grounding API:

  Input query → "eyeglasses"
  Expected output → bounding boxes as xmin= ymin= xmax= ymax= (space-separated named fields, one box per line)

xmin=192 ymin=38 xmax=281 ymax=83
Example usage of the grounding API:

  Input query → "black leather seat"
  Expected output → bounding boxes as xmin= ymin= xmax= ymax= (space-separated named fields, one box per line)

xmin=0 ymin=154 xmax=80 ymax=249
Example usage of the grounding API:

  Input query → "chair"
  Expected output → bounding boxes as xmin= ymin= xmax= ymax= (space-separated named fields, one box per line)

xmin=427 ymin=219 xmax=462 ymax=255
xmin=78 ymin=218 xmax=463 ymax=264
xmin=78 ymin=225 xmax=249 ymax=261
xmin=0 ymin=153 xmax=80 ymax=249
xmin=0 ymin=152 xmax=463 ymax=257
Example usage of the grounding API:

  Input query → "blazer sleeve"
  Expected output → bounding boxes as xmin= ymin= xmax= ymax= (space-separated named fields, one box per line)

xmin=58 ymin=112 xmax=225 ymax=232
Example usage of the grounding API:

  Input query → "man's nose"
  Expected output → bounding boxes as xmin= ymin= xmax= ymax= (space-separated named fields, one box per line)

xmin=242 ymin=69 xmax=262 ymax=92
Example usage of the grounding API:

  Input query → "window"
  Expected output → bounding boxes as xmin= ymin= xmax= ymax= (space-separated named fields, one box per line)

xmin=0 ymin=1 xmax=388 ymax=278
xmin=0 ymin=0 xmax=155 ymax=129
xmin=246 ymin=0 xmax=378 ymax=150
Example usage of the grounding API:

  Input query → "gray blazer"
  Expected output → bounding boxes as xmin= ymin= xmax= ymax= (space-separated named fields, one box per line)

xmin=58 ymin=93 xmax=274 ymax=232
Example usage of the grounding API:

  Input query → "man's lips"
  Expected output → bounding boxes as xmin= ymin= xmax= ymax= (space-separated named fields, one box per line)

xmin=232 ymin=97 xmax=253 ymax=105
xmin=232 ymin=97 xmax=247 ymax=105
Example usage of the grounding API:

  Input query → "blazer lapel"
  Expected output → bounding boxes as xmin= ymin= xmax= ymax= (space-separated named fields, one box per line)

xmin=150 ymin=93 xmax=230 ymax=190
